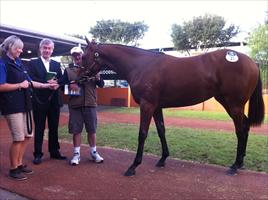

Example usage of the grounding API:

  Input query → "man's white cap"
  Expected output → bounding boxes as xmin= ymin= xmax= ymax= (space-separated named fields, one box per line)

xmin=70 ymin=46 xmax=84 ymax=55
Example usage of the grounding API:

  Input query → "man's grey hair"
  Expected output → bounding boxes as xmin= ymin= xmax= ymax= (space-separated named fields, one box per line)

xmin=39 ymin=38 xmax=54 ymax=48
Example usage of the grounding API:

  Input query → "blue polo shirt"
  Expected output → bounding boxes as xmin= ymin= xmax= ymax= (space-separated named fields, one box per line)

xmin=0 ymin=59 xmax=7 ymax=84
xmin=0 ymin=57 xmax=32 ymax=84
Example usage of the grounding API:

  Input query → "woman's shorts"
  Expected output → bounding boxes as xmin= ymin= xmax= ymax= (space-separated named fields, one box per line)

xmin=5 ymin=112 xmax=33 ymax=142
xmin=68 ymin=107 xmax=97 ymax=134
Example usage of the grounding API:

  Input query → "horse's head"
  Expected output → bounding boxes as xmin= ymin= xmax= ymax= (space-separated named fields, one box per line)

xmin=81 ymin=38 xmax=102 ymax=77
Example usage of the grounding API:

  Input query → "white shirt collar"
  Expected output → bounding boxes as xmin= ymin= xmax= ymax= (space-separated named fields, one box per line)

xmin=41 ymin=56 xmax=50 ymax=72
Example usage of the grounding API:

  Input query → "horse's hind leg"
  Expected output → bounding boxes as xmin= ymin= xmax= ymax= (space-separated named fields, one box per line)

xmin=215 ymin=97 xmax=249 ymax=175
xmin=228 ymin=113 xmax=250 ymax=175
xmin=124 ymin=101 xmax=155 ymax=176
xmin=153 ymin=108 xmax=169 ymax=167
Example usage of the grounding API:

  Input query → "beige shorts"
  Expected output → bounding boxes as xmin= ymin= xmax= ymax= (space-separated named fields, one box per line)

xmin=5 ymin=112 xmax=34 ymax=141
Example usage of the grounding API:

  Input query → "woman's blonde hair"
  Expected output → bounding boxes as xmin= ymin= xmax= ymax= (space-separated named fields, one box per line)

xmin=0 ymin=35 xmax=23 ymax=57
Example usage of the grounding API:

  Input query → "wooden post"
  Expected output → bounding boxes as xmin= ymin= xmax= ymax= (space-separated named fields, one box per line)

xmin=127 ymin=86 xmax=131 ymax=108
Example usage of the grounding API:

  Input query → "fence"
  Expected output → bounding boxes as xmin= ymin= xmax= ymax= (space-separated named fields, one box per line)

xmin=95 ymin=88 xmax=268 ymax=114
xmin=257 ymin=61 xmax=268 ymax=92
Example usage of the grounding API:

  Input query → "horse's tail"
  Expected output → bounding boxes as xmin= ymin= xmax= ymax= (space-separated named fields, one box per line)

xmin=248 ymin=70 xmax=265 ymax=127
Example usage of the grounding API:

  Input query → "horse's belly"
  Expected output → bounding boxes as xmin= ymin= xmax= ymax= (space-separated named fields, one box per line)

xmin=159 ymin=93 xmax=213 ymax=108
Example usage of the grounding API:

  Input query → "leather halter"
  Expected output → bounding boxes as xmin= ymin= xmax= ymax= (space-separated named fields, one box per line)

xmin=81 ymin=50 xmax=100 ymax=77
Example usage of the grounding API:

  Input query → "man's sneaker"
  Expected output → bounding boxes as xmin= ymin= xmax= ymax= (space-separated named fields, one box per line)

xmin=9 ymin=168 xmax=27 ymax=181
xmin=18 ymin=165 xmax=34 ymax=174
xmin=90 ymin=151 xmax=104 ymax=163
xmin=70 ymin=152 xmax=80 ymax=166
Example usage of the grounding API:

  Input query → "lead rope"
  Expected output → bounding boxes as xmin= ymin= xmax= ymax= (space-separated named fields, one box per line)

xmin=25 ymin=105 xmax=32 ymax=135
xmin=25 ymin=82 xmax=33 ymax=135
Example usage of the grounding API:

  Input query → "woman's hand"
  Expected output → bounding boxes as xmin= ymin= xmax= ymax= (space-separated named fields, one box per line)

xmin=18 ymin=80 xmax=30 ymax=89
xmin=32 ymin=81 xmax=59 ymax=90
xmin=48 ymin=83 xmax=59 ymax=90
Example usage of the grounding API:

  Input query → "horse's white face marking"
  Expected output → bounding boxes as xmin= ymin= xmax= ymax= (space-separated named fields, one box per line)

xmin=94 ymin=52 xmax=99 ymax=57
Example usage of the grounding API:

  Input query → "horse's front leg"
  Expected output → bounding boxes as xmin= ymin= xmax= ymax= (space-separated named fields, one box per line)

xmin=153 ymin=108 xmax=169 ymax=167
xmin=124 ymin=102 xmax=155 ymax=176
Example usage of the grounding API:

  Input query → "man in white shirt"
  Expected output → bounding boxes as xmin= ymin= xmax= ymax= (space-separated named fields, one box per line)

xmin=28 ymin=38 xmax=66 ymax=165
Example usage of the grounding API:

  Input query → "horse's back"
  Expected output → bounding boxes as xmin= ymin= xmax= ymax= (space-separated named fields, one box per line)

xmin=141 ymin=49 xmax=259 ymax=108
xmin=105 ymin=45 xmax=259 ymax=108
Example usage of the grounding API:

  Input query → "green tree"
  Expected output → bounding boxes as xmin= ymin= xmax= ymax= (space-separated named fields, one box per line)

xmin=171 ymin=24 xmax=193 ymax=56
xmin=248 ymin=24 xmax=268 ymax=88
xmin=171 ymin=14 xmax=239 ymax=55
xmin=89 ymin=19 xmax=148 ymax=46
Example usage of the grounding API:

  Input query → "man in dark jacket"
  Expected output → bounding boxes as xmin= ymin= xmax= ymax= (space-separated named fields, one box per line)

xmin=28 ymin=38 xmax=66 ymax=165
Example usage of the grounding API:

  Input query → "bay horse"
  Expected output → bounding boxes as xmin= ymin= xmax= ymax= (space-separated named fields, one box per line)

xmin=82 ymin=39 xmax=265 ymax=176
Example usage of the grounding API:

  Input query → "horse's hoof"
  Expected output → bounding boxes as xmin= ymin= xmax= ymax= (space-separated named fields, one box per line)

xmin=124 ymin=169 xmax=136 ymax=177
xmin=226 ymin=167 xmax=238 ymax=176
xmin=155 ymin=161 xmax=165 ymax=168
xmin=237 ymin=164 xmax=245 ymax=170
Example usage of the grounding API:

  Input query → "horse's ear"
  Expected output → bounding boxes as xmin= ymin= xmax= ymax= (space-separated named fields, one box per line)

xmin=91 ymin=38 xmax=97 ymax=45
xmin=85 ymin=36 xmax=90 ymax=45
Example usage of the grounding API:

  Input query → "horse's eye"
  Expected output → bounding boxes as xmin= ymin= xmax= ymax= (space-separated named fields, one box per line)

xmin=95 ymin=52 xmax=99 ymax=57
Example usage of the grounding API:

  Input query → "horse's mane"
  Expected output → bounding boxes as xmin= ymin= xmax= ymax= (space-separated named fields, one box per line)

xmin=100 ymin=43 xmax=165 ymax=57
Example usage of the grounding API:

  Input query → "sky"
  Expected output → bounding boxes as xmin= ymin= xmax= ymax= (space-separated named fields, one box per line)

xmin=0 ymin=0 xmax=267 ymax=49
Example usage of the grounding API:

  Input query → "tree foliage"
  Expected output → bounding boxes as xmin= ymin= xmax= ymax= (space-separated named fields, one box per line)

xmin=171 ymin=14 xmax=239 ymax=55
xmin=89 ymin=19 xmax=148 ymax=46
xmin=248 ymin=24 xmax=268 ymax=88
xmin=248 ymin=25 xmax=268 ymax=62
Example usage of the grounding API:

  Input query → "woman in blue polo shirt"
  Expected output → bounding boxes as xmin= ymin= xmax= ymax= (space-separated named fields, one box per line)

xmin=0 ymin=35 xmax=58 ymax=181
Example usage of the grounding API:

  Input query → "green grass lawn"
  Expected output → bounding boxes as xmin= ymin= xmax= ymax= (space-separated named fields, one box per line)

xmin=100 ymin=106 xmax=268 ymax=123
xmin=59 ymin=123 xmax=268 ymax=173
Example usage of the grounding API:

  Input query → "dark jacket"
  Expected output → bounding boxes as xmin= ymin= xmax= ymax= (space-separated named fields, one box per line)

xmin=0 ymin=54 xmax=32 ymax=115
xmin=27 ymin=58 xmax=63 ymax=110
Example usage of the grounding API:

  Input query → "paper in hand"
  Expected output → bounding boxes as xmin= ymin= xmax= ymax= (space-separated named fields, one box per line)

xmin=46 ymin=71 xmax=57 ymax=80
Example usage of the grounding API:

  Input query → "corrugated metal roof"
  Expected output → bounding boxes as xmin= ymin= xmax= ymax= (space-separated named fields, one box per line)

xmin=0 ymin=24 xmax=87 ymax=59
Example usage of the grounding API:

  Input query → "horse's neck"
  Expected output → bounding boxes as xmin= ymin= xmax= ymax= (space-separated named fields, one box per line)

xmin=100 ymin=45 xmax=140 ymax=81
